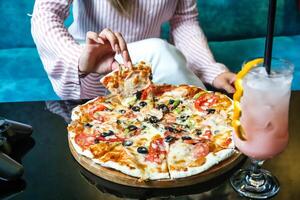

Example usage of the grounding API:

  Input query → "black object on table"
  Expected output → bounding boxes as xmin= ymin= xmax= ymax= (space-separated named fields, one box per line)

xmin=0 ymin=118 xmax=33 ymax=181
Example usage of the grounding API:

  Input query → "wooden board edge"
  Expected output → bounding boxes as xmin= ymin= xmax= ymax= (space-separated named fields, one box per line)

xmin=68 ymin=137 xmax=245 ymax=188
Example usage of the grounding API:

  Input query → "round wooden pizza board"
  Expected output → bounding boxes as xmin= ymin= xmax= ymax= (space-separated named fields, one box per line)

xmin=69 ymin=138 xmax=245 ymax=188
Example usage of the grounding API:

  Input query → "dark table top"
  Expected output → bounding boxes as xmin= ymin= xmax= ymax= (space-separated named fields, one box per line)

xmin=0 ymin=91 xmax=299 ymax=200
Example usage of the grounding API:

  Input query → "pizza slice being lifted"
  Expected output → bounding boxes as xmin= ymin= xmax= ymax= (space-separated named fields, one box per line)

xmin=100 ymin=61 xmax=153 ymax=98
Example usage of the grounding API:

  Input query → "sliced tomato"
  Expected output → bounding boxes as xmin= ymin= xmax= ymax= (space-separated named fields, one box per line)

xmin=202 ymin=130 xmax=212 ymax=139
xmin=91 ymin=104 xmax=107 ymax=112
xmin=163 ymin=131 xmax=172 ymax=137
xmin=146 ymin=138 xmax=167 ymax=163
xmin=75 ymin=133 xmax=96 ymax=148
xmin=141 ymin=85 xmax=154 ymax=100
xmin=194 ymin=93 xmax=218 ymax=111
xmin=89 ymin=114 xmax=106 ymax=123
xmin=89 ymin=104 xmax=107 ymax=121
xmin=183 ymin=139 xmax=199 ymax=144
xmin=141 ymin=91 xmax=148 ymax=100
xmin=193 ymin=142 xmax=209 ymax=158
xmin=123 ymin=111 xmax=137 ymax=118
xmin=220 ymin=138 xmax=232 ymax=148
xmin=97 ymin=116 xmax=106 ymax=123
xmin=152 ymin=85 xmax=174 ymax=96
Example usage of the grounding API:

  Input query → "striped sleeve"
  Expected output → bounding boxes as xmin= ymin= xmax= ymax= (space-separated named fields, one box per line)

xmin=169 ymin=0 xmax=229 ymax=85
xmin=31 ymin=0 xmax=83 ymax=99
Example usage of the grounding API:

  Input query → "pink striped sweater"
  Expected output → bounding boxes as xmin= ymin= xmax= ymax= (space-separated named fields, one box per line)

xmin=31 ymin=0 xmax=228 ymax=99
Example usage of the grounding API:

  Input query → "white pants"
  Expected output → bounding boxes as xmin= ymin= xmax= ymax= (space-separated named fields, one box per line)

xmin=115 ymin=38 xmax=206 ymax=89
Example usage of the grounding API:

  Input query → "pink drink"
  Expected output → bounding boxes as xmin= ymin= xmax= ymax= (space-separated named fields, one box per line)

xmin=233 ymin=66 xmax=293 ymax=160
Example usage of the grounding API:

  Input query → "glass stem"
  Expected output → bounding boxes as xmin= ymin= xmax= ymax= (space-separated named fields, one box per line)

xmin=245 ymin=159 xmax=266 ymax=190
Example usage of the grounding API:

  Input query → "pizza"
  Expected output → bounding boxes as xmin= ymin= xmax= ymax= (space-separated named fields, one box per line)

xmin=68 ymin=62 xmax=235 ymax=180
xmin=100 ymin=61 xmax=153 ymax=98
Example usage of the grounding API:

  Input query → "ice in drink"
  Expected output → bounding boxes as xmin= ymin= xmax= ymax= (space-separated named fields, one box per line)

xmin=233 ymin=66 xmax=293 ymax=160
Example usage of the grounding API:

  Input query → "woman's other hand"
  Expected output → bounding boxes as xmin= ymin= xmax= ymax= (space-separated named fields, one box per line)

xmin=79 ymin=29 xmax=132 ymax=75
xmin=213 ymin=72 xmax=236 ymax=93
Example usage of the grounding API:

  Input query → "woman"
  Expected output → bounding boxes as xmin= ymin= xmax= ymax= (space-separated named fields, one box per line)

xmin=31 ymin=0 xmax=235 ymax=99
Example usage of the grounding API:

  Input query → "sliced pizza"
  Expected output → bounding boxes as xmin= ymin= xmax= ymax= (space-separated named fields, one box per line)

xmin=91 ymin=143 xmax=146 ymax=179
xmin=100 ymin=61 xmax=153 ymax=98
xmin=68 ymin=62 xmax=236 ymax=181
xmin=122 ymin=130 xmax=170 ymax=180
xmin=167 ymin=138 xmax=234 ymax=179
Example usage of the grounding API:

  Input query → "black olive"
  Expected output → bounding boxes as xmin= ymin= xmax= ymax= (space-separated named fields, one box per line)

xmin=165 ymin=126 xmax=175 ymax=132
xmin=123 ymin=140 xmax=133 ymax=146
xmin=165 ymin=135 xmax=175 ymax=143
xmin=175 ymin=128 xmax=182 ymax=133
xmin=196 ymin=130 xmax=202 ymax=135
xmin=206 ymin=108 xmax=216 ymax=114
xmin=180 ymin=115 xmax=188 ymax=119
xmin=149 ymin=74 xmax=153 ymax=80
xmin=158 ymin=104 xmax=169 ymax=113
xmin=84 ymin=123 xmax=93 ymax=128
xmin=101 ymin=130 xmax=114 ymax=137
xmin=131 ymin=106 xmax=140 ymax=112
xmin=119 ymin=109 xmax=126 ymax=114
xmin=182 ymin=136 xmax=192 ymax=140
xmin=137 ymin=147 xmax=148 ymax=154
xmin=128 ymin=125 xmax=138 ymax=131
xmin=116 ymin=120 xmax=121 ymax=124
xmin=149 ymin=116 xmax=159 ymax=123
xmin=135 ymin=91 xmax=142 ymax=100
xmin=169 ymin=99 xmax=175 ymax=104
xmin=141 ymin=125 xmax=147 ymax=130
xmin=94 ymin=138 xmax=100 ymax=144
xmin=180 ymin=115 xmax=189 ymax=121
xmin=139 ymin=101 xmax=147 ymax=107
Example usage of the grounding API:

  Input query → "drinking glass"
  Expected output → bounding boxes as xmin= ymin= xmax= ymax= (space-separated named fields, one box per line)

xmin=230 ymin=58 xmax=294 ymax=199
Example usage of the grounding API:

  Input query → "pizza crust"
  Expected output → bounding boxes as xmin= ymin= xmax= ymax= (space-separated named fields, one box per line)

xmin=99 ymin=67 xmax=120 ymax=85
xmin=147 ymin=172 xmax=170 ymax=180
xmin=70 ymin=97 xmax=99 ymax=121
xmin=93 ymin=159 xmax=143 ymax=179
xmin=169 ymin=148 xmax=235 ymax=179
xmin=92 ymin=159 xmax=170 ymax=180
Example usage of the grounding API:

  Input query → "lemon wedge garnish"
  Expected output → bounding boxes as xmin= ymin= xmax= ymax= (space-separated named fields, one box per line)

xmin=232 ymin=58 xmax=263 ymax=141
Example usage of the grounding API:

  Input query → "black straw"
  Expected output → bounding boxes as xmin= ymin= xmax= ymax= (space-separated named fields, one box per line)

xmin=264 ymin=0 xmax=277 ymax=74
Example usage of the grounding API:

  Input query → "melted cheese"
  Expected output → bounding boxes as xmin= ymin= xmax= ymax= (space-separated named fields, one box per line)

xmin=163 ymin=88 xmax=188 ymax=98
xmin=167 ymin=141 xmax=195 ymax=170
xmin=69 ymin=83 xmax=235 ymax=180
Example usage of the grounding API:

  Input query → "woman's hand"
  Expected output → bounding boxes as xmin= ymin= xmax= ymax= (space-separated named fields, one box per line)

xmin=78 ymin=29 xmax=132 ymax=75
xmin=213 ymin=72 xmax=236 ymax=93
